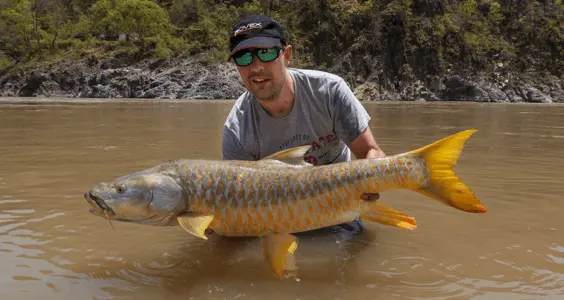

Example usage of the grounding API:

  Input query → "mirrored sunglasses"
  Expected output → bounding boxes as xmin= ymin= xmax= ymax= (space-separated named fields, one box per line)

xmin=232 ymin=46 xmax=283 ymax=67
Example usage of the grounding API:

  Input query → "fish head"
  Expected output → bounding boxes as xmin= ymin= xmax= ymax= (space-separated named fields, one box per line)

xmin=84 ymin=172 xmax=185 ymax=226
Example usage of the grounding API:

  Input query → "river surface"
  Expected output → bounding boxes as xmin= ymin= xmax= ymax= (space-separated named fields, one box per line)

xmin=0 ymin=98 xmax=563 ymax=300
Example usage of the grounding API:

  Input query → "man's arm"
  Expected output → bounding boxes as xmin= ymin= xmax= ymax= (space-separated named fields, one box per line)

xmin=350 ymin=127 xmax=386 ymax=201
xmin=349 ymin=126 xmax=386 ymax=159
xmin=332 ymin=78 xmax=386 ymax=160
xmin=332 ymin=78 xmax=386 ymax=202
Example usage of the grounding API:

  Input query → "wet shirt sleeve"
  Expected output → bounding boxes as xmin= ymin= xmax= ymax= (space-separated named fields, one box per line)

xmin=331 ymin=78 xmax=371 ymax=146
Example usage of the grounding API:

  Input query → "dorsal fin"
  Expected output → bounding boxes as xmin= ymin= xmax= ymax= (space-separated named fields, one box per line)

xmin=261 ymin=145 xmax=313 ymax=167
xmin=258 ymin=159 xmax=312 ymax=168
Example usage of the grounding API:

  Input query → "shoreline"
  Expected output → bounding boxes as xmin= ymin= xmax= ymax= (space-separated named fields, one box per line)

xmin=2 ymin=97 xmax=563 ymax=106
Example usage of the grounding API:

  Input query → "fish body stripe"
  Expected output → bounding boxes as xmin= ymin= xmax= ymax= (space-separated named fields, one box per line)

xmin=179 ymin=155 xmax=429 ymax=235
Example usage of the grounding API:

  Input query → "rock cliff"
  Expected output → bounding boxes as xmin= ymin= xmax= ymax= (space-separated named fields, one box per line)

xmin=1 ymin=53 xmax=560 ymax=103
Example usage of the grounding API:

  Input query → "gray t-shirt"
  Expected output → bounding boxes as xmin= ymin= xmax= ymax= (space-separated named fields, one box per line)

xmin=222 ymin=68 xmax=371 ymax=166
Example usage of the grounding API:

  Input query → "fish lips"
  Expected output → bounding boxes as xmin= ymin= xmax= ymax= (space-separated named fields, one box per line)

xmin=84 ymin=192 xmax=116 ymax=217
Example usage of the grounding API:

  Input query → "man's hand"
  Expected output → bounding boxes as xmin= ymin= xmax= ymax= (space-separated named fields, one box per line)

xmin=365 ymin=148 xmax=386 ymax=159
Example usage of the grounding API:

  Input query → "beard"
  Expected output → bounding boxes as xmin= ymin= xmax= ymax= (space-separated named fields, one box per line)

xmin=246 ymin=71 xmax=286 ymax=102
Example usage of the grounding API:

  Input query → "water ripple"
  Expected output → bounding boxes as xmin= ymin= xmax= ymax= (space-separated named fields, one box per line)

xmin=1 ymin=101 xmax=564 ymax=299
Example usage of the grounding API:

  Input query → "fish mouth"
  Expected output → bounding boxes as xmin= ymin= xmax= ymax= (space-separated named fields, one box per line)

xmin=84 ymin=192 xmax=116 ymax=217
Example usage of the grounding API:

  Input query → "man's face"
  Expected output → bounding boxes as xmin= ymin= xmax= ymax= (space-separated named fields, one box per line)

xmin=233 ymin=45 xmax=292 ymax=102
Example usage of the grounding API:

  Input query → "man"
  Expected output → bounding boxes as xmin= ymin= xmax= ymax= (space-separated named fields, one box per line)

xmin=221 ymin=14 xmax=386 ymax=236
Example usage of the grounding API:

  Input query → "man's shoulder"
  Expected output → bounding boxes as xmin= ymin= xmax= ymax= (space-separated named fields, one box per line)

xmin=290 ymin=68 xmax=346 ymax=86
xmin=224 ymin=91 xmax=253 ymax=126
xmin=223 ymin=91 xmax=257 ymax=144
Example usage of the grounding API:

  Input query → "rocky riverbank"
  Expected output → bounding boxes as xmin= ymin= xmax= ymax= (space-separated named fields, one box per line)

xmin=0 ymin=53 xmax=562 ymax=103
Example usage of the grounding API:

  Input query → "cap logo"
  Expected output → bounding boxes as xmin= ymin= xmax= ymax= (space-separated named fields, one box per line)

xmin=233 ymin=23 xmax=262 ymax=37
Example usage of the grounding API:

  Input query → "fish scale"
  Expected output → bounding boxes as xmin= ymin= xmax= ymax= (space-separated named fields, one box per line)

xmin=179 ymin=154 xmax=429 ymax=236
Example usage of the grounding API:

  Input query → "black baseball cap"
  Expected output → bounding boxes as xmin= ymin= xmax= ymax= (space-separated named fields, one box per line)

xmin=227 ymin=15 xmax=286 ymax=60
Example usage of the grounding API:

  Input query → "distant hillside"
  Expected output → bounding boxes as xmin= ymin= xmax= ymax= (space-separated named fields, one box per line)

xmin=1 ymin=0 xmax=562 ymax=102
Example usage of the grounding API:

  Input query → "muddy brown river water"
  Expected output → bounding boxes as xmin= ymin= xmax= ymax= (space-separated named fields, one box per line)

xmin=0 ymin=98 xmax=563 ymax=300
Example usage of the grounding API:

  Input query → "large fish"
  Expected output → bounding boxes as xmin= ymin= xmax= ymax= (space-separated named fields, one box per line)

xmin=84 ymin=129 xmax=486 ymax=278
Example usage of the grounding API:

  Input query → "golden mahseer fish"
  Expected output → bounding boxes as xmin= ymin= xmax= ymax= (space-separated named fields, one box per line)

xmin=84 ymin=129 xmax=486 ymax=278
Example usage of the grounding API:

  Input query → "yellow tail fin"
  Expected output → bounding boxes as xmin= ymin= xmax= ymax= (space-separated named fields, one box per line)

xmin=408 ymin=129 xmax=487 ymax=213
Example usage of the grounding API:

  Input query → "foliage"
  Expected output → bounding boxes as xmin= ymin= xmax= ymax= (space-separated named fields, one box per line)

xmin=0 ymin=0 xmax=562 ymax=80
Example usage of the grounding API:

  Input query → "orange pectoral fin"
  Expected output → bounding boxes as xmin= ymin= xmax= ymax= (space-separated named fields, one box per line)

xmin=177 ymin=213 xmax=215 ymax=239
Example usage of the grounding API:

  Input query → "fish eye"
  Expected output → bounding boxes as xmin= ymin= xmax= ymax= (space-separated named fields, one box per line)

xmin=116 ymin=185 xmax=126 ymax=193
